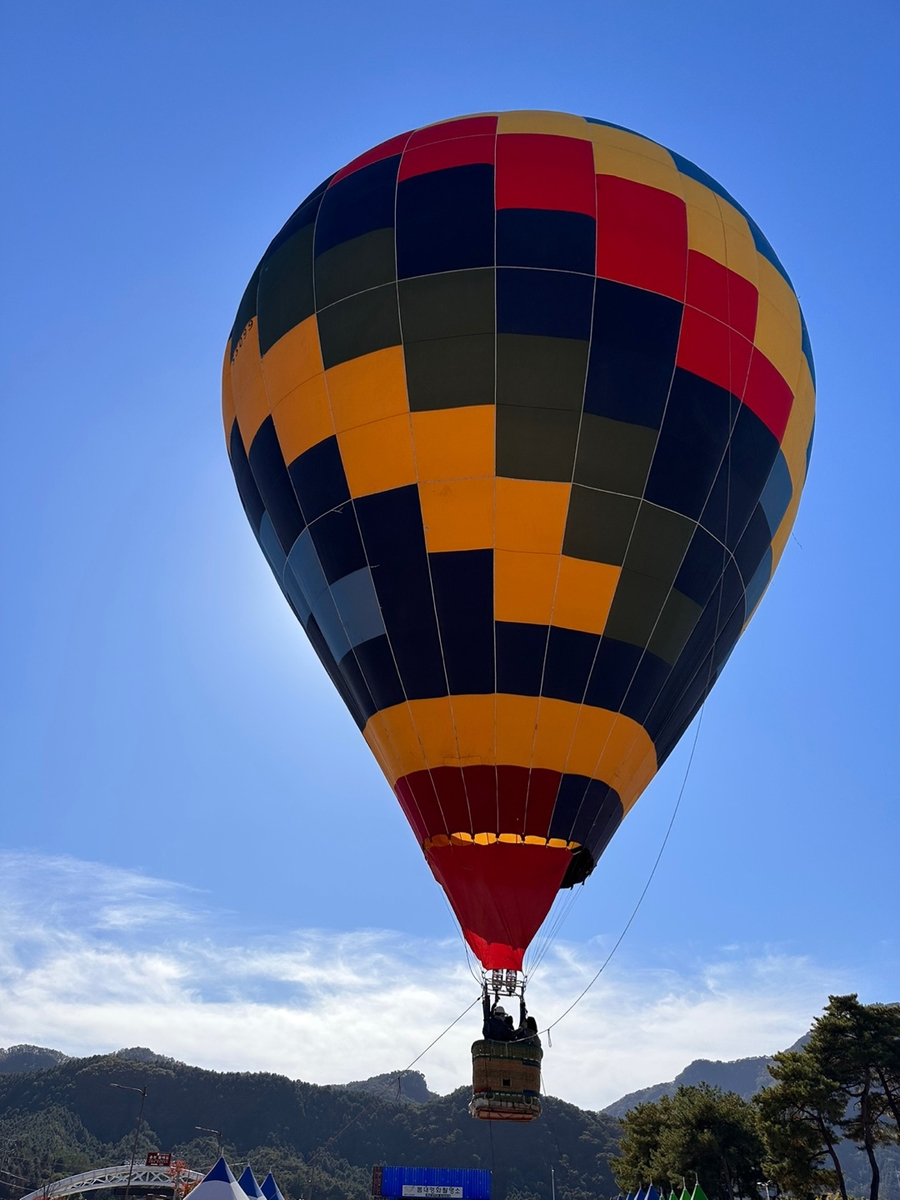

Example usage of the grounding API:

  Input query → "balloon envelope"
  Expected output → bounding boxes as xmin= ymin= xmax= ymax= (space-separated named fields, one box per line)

xmin=223 ymin=111 xmax=814 ymax=970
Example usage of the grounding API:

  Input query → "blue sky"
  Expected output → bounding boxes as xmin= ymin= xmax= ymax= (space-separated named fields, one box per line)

xmin=1 ymin=0 xmax=898 ymax=1104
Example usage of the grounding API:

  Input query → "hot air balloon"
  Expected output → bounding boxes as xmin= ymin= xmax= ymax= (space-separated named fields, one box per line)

xmin=222 ymin=110 xmax=815 ymax=1117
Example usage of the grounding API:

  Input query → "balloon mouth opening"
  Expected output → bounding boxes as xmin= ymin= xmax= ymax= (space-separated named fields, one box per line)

xmin=423 ymin=831 xmax=581 ymax=850
xmin=422 ymin=833 xmax=596 ymax=889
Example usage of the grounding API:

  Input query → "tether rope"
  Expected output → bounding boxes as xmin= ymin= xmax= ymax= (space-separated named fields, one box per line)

xmin=540 ymin=694 xmax=706 ymax=1037
xmin=540 ymin=416 xmax=730 ymax=1036
xmin=303 ymin=993 xmax=481 ymax=1193
xmin=305 ymin=691 xmax=705 ymax=1192
xmin=309 ymin=471 xmax=724 ymax=1161
xmin=533 ymin=370 xmax=735 ymax=1036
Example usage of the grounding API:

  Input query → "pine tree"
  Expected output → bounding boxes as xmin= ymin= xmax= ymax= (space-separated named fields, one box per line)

xmin=806 ymin=995 xmax=900 ymax=1200
xmin=612 ymin=1085 xmax=765 ymax=1200
xmin=755 ymin=1048 xmax=847 ymax=1200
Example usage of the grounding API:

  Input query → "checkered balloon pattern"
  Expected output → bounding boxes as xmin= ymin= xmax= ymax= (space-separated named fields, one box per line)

xmin=224 ymin=111 xmax=815 ymax=969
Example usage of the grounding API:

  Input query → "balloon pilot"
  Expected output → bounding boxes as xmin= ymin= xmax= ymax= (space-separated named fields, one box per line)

xmin=481 ymin=984 xmax=541 ymax=1047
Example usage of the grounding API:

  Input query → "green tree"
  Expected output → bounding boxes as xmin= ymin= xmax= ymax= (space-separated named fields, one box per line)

xmin=656 ymin=1085 xmax=765 ymax=1200
xmin=868 ymin=1002 xmax=900 ymax=1131
xmin=808 ymin=996 xmax=900 ymax=1200
xmin=612 ymin=1085 xmax=765 ymax=1200
xmin=0 ymin=1106 xmax=108 ymax=1194
xmin=612 ymin=1095 xmax=669 ymax=1192
xmin=755 ymin=1048 xmax=847 ymax=1200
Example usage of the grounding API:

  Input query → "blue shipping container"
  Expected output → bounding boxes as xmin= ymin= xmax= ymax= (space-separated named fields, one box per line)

xmin=377 ymin=1167 xmax=491 ymax=1200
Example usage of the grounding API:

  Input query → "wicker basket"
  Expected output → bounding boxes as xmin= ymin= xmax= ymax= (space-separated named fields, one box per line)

xmin=469 ymin=1039 xmax=543 ymax=1122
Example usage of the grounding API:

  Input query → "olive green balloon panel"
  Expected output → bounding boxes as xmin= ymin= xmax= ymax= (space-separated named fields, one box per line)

xmin=223 ymin=111 xmax=815 ymax=971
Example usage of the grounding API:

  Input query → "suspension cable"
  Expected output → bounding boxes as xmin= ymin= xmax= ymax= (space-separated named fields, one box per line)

xmin=526 ymin=884 xmax=583 ymax=978
xmin=441 ymin=892 xmax=483 ymax=985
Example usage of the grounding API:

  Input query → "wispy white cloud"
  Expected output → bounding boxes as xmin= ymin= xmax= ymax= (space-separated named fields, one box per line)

xmin=0 ymin=851 xmax=847 ymax=1110
xmin=0 ymin=849 xmax=204 ymax=934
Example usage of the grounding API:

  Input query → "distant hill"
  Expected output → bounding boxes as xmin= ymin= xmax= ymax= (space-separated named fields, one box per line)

xmin=112 ymin=1047 xmax=179 ymax=1066
xmin=0 ymin=1046 xmax=437 ymax=1104
xmin=343 ymin=1070 xmax=438 ymax=1105
xmin=0 ymin=1045 xmax=70 ymax=1074
xmin=603 ymin=1035 xmax=809 ymax=1117
xmin=603 ymin=1054 xmax=775 ymax=1117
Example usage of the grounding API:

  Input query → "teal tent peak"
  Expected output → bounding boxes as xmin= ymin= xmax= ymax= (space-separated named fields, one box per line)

xmin=261 ymin=1175 xmax=285 ymax=1200
xmin=238 ymin=1168 xmax=264 ymax=1200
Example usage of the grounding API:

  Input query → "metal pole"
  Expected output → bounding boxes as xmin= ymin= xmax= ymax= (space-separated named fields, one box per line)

xmin=551 ymin=1166 xmax=556 ymax=1200
xmin=195 ymin=1127 xmax=224 ymax=1162
xmin=110 ymin=1084 xmax=147 ymax=1200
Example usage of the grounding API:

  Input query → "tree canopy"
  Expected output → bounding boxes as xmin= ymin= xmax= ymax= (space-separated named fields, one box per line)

xmin=757 ymin=995 xmax=900 ymax=1200
xmin=613 ymin=1084 xmax=765 ymax=1200
xmin=614 ymin=997 xmax=900 ymax=1200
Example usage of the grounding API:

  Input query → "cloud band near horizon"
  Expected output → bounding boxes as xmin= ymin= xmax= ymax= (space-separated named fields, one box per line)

xmin=0 ymin=849 xmax=854 ymax=1110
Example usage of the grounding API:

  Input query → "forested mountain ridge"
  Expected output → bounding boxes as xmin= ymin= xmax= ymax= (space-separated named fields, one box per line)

xmin=0 ymin=1051 xmax=619 ymax=1200
xmin=4 ymin=1001 xmax=897 ymax=1200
